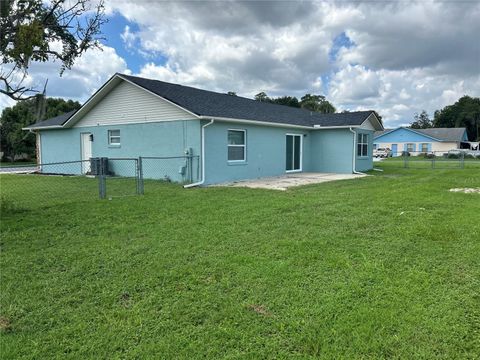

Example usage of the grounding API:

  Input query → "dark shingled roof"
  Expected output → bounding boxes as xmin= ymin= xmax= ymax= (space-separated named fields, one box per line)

xmin=26 ymin=74 xmax=380 ymax=129
xmin=375 ymin=127 xmax=467 ymax=142
xmin=414 ymin=128 xmax=467 ymax=142
xmin=24 ymin=110 xmax=76 ymax=129
xmin=119 ymin=74 xmax=375 ymax=127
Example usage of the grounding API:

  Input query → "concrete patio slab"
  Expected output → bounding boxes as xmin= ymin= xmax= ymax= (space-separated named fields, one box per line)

xmin=216 ymin=172 xmax=367 ymax=190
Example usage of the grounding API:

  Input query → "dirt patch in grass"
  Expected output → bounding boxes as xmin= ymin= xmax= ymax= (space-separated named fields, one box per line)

xmin=119 ymin=292 xmax=133 ymax=308
xmin=0 ymin=316 xmax=12 ymax=333
xmin=247 ymin=304 xmax=272 ymax=317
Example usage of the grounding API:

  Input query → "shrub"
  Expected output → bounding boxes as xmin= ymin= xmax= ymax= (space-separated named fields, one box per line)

xmin=447 ymin=153 xmax=460 ymax=159
xmin=401 ymin=151 xmax=410 ymax=157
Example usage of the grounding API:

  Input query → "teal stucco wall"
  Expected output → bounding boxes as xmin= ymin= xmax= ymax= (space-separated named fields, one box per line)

xmin=355 ymin=129 xmax=374 ymax=172
xmin=309 ymin=129 xmax=354 ymax=173
xmin=203 ymin=121 xmax=311 ymax=184
xmin=39 ymin=119 xmax=371 ymax=184
xmin=39 ymin=120 xmax=201 ymax=181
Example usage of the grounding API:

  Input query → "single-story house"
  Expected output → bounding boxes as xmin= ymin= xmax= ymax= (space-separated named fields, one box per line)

xmin=374 ymin=127 xmax=468 ymax=156
xmin=25 ymin=73 xmax=383 ymax=185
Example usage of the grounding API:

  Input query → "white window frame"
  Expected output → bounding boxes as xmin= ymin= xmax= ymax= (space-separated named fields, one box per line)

xmin=357 ymin=133 xmax=369 ymax=157
xmin=108 ymin=129 xmax=121 ymax=146
xmin=227 ymin=129 xmax=246 ymax=162
xmin=420 ymin=143 xmax=429 ymax=152
xmin=406 ymin=143 xmax=415 ymax=152
xmin=285 ymin=133 xmax=303 ymax=173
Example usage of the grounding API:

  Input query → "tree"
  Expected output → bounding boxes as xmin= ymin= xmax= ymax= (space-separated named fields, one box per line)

xmin=271 ymin=96 xmax=300 ymax=108
xmin=300 ymin=94 xmax=336 ymax=114
xmin=0 ymin=97 xmax=80 ymax=161
xmin=434 ymin=96 xmax=480 ymax=140
xmin=1 ymin=0 xmax=107 ymax=100
xmin=254 ymin=91 xmax=336 ymax=114
xmin=254 ymin=92 xmax=270 ymax=102
xmin=226 ymin=91 xmax=237 ymax=96
xmin=410 ymin=110 xmax=433 ymax=129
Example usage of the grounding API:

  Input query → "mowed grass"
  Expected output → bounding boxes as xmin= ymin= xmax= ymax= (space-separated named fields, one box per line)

xmin=377 ymin=156 xmax=480 ymax=170
xmin=1 ymin=166 xmax=479 ymax=359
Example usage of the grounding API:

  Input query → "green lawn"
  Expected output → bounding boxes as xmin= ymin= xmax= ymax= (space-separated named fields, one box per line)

xmin=1 ymin=166 xmax=479 ymax=359
xmin=377 ymin=156 xmax=480 ymax=170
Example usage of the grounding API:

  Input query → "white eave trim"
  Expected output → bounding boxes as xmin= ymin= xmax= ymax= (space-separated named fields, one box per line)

xmin=201 ymin=116 xmax=366 ymax=130
xmin=22 ymin=125 xmax=62 ymax=130
xmin=199 ymin=116 xmax=313 ymax=129
xmin=62 ymin=74 xmax=120 ymax=128
xmin=313 ymin=125 xmax=361 ymax=129
xmin=61 ymin=73 xmax=201 ymax=129
xmin=363 ymin=112 xmax=384 ymax=131
xmin=117 ymin=74 xmax=201 ymax=120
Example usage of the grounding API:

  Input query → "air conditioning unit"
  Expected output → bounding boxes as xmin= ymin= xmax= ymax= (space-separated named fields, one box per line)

xmin=90 ymin=157 xmax=109 ymax=175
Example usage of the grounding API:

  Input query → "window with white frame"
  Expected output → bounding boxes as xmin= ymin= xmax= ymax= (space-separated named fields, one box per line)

xmin=108 ymin=130 xmax=121 ymax=145
xmin=357 ymin=133 xmax=368 ymax=157
xmin=227 ymin=129 xmax=246 ymax=161
xmin=406 ymin=143 xmax=415 ymax=152
xmin=421 ymin=143 xmax=429 ymax=152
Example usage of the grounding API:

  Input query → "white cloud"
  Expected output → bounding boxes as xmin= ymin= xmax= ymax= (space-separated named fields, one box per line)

xmin=2 ymin=0 xmax=479 ymax=128
xmin=0 ymin=45 xmax=128 ymax=109
xmin=120 ymin=25 xmax=138 ymax=50
xmin=103 ymin=0 xmax=479 ymax=127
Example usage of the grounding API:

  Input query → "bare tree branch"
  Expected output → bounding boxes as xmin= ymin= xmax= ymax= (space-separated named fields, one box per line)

xmin=1 ymin=0 xmax=107 ymax=101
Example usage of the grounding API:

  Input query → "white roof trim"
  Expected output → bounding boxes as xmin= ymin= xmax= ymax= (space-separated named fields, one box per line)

xmin=22 ymin=125 xmax=62 ymax=130
xmin=62 ymin=74 xmax=200 ymax=128
xmin=199 ymin=116 xmax=313 ymax=129
xmin=62 ymin=74 xmax=120 ymax=128
xmin=363 ymin=112 xmax=384 ymax=131
xmin=117 ymin=74 xmax=201 ymax=120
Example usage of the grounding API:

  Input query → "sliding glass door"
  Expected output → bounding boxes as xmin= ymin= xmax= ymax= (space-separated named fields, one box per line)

xmin=286 ymin=134 xmax=302 ymax=172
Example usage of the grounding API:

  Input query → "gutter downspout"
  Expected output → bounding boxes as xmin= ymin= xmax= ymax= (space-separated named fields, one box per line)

xmin=349 ymin=127 xmax=366 ymax=175
xmin=184 ymin=119 xmax=214 ymax=188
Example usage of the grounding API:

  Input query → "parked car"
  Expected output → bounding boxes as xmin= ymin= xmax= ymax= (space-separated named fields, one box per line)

xmin=373 ymin=148 xmax=391 ymax=158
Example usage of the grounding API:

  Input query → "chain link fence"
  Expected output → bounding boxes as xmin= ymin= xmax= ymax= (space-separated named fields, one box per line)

xmin=375 ymin=150 xmax=480 ymax=169
xmin=0 ymin=160 xmax=99 ymax=210
xmin=140 ymin=156 xmax=200 ymax=193
xmin=1 ymin=155 xmax=200 ymax=209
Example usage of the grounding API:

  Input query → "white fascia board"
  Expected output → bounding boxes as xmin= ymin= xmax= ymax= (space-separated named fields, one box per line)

xmin=367 ymin=112 xmax=384 ymax=131
xmin=313 ymin=125 xmax=360 ymax=129
xmin=200 ymin=116 xmax=313 ymax=129
xmin=62 ymin=74 xmax=122 ymax=128
xmin=22 ymin=125 xmax=62 ymax=130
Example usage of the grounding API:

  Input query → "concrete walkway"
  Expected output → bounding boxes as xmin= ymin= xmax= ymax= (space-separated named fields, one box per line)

xmin=0 ymin=166 xmax=38 ymax=174
xmin=217 ymin=172 xmax=367 ymax=191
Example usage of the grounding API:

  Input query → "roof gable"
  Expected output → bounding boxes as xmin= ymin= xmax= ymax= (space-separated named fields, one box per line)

xmin=414 ymin=128 xmax=468 ymax=142
xmin=374 ymin=127 xmax=467 ymax=142
xmin=71 ymin=80 xmax=194 ymax=128
xmin=374 ymin=127 xmax=439 ymax=143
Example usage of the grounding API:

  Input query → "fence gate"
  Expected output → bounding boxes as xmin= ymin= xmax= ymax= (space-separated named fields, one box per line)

xmin=92 ymin=157 xmax=142 ymax=199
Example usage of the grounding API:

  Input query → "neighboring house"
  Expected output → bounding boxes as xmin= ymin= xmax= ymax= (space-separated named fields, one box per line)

xmin=374 ymin=127 xmax=468 ymax=156
xmin=24 ymin=73 xmax=383 ymax=185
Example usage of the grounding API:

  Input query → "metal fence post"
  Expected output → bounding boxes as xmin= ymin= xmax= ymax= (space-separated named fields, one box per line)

xmin=461 ymin=151 xmax=465 ymax=169
xmin=432 ymin=153 xmax=435 ymax=169
xmin=98 ymin=175 xmax=106 ymax=199
xmin=137 ymin=157 xmax=144 ymax=195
